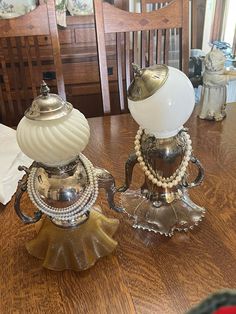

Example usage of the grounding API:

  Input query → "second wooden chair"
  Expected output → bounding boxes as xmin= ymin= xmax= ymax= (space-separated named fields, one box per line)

xmin=94 ymin=0 xmax=189 ymax=115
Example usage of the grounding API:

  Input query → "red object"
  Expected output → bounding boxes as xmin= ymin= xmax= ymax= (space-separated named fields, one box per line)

xmin=213 ymin=306 xmax=236 ymax=314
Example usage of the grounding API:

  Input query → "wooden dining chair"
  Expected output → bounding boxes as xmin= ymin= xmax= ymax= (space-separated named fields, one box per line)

xmin=0 ymin=0 xmax=65 ymax=126
xmin=94 ymin=0 xmax=189 ymax=115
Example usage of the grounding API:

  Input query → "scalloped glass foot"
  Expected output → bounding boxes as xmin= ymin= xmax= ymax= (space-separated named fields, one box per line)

xmin=120 ymin=189 xmax=205 ymax=236
xmin=26 ymin=207 xmax=119 ymax=271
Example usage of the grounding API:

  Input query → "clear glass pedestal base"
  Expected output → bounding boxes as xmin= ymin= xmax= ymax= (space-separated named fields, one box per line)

xmin=120 ymin=189 xmax=206 ymax=237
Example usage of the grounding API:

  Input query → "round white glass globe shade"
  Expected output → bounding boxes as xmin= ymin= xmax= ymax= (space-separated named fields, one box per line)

xmin=128 ymin=67 xmax=195 ymax=138
xmin=17 ymin=109 xmax=90 ymax=167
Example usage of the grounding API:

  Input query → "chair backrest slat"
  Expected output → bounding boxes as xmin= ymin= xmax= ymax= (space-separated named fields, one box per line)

xmin=133 ymin=32 xmax=139 ymax=65
xmin=163 ymin=29 xmax=170 ymax=64
xmin=33 ymin=37 xmax=43 ymax=84
xmin=5 ymin=38 xmax=22 ymax=117
xmin=0 ymin=79 xmax=7 ymax=125
xmin=156 ymin=29 xmax=162 ymax=64
xmin=116 ymin=33 xmax=125 ymax=112
xmin=148 ymin=29 xmax=155 ymax=66
xmin=0 ymin=56 xmax=14 ymax=121
xmin=141 ymin=30 xmax=147 ymax=68
xmin=15 ymin=37 xmax=30 ymax=107
xmin=125 ymin=32 xmax=131 ymax=90
xmin=24 ymin=36 xmax=37 ymax=98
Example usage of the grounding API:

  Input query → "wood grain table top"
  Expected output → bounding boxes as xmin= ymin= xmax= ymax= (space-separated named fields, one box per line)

xmin=1 ymin=104 xmax=236 ymax=314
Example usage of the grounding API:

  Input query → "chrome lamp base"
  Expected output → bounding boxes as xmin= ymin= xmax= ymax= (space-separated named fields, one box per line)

xmin=119 ymin=130 xmax=206 ymax=237
xmin=121 ymin=188 xmax=205 ymax=236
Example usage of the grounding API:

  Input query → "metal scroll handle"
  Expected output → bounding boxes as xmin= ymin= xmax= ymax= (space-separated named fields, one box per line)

xmin=117 ymin=153 xmax=138 ymax=193
xmin=94 ymin=167 xmax=123 ymax=212
xmin=182 ymin=156 xmax=205 ymax=188
xmin=14 ymin=166 xmax=42 ymax=224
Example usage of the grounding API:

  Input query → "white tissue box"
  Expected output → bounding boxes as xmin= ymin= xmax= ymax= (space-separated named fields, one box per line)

xmin=0 ymin=124 xmax=32 ymax=205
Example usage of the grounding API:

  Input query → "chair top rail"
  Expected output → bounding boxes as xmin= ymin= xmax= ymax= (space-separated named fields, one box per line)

xmin=101 ymin=0 xmax=183 ymax=34
xmin=0 ymin=3 xmax=50 ymax=38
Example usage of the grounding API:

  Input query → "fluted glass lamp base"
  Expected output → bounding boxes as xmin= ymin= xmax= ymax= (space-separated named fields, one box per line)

xmin=121 ymin=189 xmax=205 ymax=237
xmin=26 ymin=207 xmax=119 ymax=271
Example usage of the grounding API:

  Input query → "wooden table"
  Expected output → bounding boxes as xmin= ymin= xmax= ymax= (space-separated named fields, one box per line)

xmin=1 ymin=105 xmax=236 ymax=314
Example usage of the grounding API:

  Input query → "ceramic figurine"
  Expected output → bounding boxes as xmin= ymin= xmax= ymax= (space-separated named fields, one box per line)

xmin=199 ymin=47 xmax=236 ymax=121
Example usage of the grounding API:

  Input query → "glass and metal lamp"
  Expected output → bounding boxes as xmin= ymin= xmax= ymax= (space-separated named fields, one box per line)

xmin=119 ymin=64 xmax=206 ymax=237
xmin=14 ymin=82 xmax=120 ymax=271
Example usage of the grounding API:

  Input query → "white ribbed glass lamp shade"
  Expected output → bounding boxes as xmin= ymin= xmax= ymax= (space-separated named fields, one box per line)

xmin=128 ymin=67 xmax=195 ymax=138
xmin=17 ymin=109 xmax=90 ymax=166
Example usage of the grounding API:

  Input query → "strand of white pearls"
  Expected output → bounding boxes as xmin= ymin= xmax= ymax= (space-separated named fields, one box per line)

xmin=27 ymin=153 xmax=98 ymax=221
xmin=134 ymin=127 xmax=192 ymax=188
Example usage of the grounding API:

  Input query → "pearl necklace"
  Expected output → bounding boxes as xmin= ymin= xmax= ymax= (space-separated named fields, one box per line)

xmin=134 ymin=127 xmax=192 ymax=188
xmin=27 ymin=153 xmax=98 ymax=221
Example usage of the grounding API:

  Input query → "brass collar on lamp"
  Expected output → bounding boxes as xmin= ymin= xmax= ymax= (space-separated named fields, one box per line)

xmin=25 ymin=81 xmax=73 ymax=121
xmin=127 ymin=64 xmax=169 ymax=101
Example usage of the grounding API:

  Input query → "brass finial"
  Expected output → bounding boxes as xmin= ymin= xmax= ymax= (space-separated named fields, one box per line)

xmin=132 ymin=63 xmax=143 ymax=76
xmin=24 ymin=81 xmax=73 ymax=121
xmin=40 ymin=81 xmax=50 ymax=96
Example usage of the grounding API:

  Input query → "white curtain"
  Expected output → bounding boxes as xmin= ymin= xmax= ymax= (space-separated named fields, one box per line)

xmin=202 ymin=0 xmax=236 ymax=53
xmin=202 ymin=0 xmax=216 ymax=54
xmin=129 ymin=0 xmax=140 ymax=12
